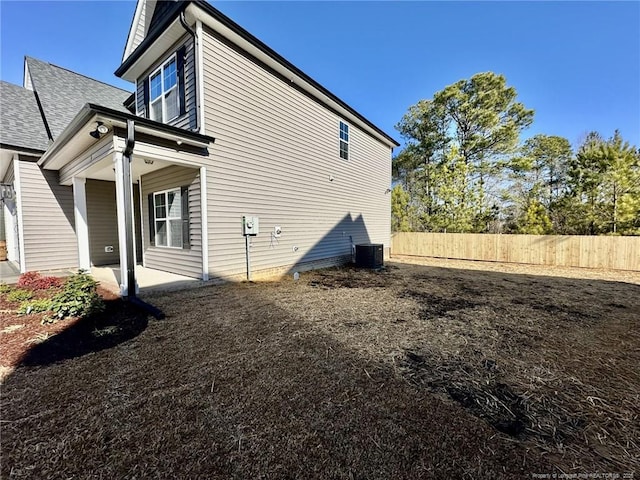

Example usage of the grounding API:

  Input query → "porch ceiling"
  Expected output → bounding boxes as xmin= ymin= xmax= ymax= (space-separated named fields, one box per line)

xmin=81 ymin=155 xmax=177 ymax=182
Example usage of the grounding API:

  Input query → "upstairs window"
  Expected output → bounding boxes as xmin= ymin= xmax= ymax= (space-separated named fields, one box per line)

xmin=339 ymin=121 xmax=349 ymax=160
xmin=149 ymin=55 xmax=179 ymax=122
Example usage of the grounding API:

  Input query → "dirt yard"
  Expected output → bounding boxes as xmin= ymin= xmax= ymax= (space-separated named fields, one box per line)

xmin=2 ymin=259 xmax=638 ymax=478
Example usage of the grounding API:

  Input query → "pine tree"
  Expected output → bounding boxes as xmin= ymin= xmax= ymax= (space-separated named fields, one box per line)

xmin=394 ymin=72 xmax=533 ymax=232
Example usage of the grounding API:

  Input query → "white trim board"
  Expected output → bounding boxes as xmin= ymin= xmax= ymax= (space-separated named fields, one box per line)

xmin=200 ymin=166 xmax=208 ymax=280
xmin=12 ymin=156 xmax=26 ymax=272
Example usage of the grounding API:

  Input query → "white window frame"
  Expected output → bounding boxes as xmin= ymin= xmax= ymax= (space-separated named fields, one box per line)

xmin=339 ymin=121 xmax=349 ymax=160
xmin=149 ymin=53 xmax=179 ymax=123
xmin=153 ymin=188 xmax=183 ymax=249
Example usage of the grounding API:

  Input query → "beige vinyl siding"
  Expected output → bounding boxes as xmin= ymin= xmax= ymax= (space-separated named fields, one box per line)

xmin=86 ymin=180 xmax=119 ymax=266
xmin=135 ymin=35 xmax=197 ymax=131
xmin=17 ymin=160 xmax=78 ymax=271
xmin=129 ymin=0 xmax=147 ymax=55
xmin=201 ymin=27 xmax=392 ymax=278
xmin=133 ymin=183 xmax=143 ymax=263
xmin=141 ymin=165 xmax=202 ymax=278
xmin=86 ymin=180 xmax=143 ymax=266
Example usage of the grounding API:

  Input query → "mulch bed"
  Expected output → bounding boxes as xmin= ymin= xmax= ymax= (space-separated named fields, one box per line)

xmin=0 ymin=287 xmax=146 ymax=369
xmin=1 ymin=261 xmax=638 ymax=478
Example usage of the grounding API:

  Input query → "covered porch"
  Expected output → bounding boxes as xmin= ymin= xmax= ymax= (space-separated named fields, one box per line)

xmin=38 ymin=104 xmax=214 ymax=296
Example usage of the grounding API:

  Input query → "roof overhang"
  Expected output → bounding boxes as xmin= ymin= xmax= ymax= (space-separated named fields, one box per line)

xmin=0 ymin=145 xmax=44 ymax=180
xmin=117 ymin=14 xmax=187 ymax=82
xmin=116 ymin=0 xmax=186 ymax=80
xmin=122 ymin=0 xmax=155 ymax=62
xmin=38 ymin=104 xmax=215 ymax=171
xmin=115 ymin=1 xmax=399 ymax=149
xmin=0 ymin=150 xmax=14 ymax=181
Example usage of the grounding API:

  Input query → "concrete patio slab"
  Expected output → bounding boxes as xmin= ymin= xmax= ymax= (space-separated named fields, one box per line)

xmin=92 ymin=265 xmax=202 ymax=295
xmin=0 ymin=261 xmax=20 ymax=285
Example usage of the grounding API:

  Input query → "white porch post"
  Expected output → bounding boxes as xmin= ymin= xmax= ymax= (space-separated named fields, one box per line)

xmin=13 ymin=155 xmax=27 ymax=273
xmin=72 ymin=176 xmax=91 ymax=271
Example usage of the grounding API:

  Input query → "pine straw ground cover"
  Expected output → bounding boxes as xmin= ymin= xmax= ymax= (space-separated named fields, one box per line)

xmin=0 ymin=282 xmax=138 ymax=379
xmin=2 ymin=260 xmax=639 ymax=478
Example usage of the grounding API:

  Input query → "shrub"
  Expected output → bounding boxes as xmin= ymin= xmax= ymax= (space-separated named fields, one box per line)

xmin=17 ymin=271 xmax=63 ymax=291
xmin=0 ymin=283 xmax=13 ymax=294
xmin=50 ymin=271 xmax=105 ymax=320
xmin=18 ymin=298 xmax=53 ymax=315
xmin=7 ymin=289 xmax=34 ymax=303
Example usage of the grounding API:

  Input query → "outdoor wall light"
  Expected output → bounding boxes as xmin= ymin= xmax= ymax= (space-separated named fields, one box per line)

xmin=144 ymin=159 xmax=154 ymax=165
xmin=1 ymin=183 xmax=15 ymax=200
xmin=89 ymin=121 xmax=109 ymax=139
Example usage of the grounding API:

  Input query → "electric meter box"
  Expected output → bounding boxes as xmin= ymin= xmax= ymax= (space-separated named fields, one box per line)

xmin=242 ymin=215 xmax=259 ymax=236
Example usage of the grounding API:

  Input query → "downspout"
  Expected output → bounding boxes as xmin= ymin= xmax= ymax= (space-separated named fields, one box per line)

xmin=180 ymin=11 xmax=200 ymax=133
xmin=120 ymin=119 xmax=165 ymax=319
xmin=121 ymin=120 xmax=136 ymax=298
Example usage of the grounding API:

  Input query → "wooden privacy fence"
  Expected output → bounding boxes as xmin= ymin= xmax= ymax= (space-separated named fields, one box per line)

xmin=391 ymin=232 xmax=640 ymax=271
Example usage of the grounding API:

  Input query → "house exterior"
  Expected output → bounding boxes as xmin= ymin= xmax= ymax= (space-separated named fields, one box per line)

xmin=0 ymin=0 xmax=398 ymax=295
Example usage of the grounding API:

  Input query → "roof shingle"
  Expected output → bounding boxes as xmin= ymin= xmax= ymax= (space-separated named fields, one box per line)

xmin=0 ymin=80 xmax=49 ymax=152
xmin=26 ymin=57 xmax=132 ymax=140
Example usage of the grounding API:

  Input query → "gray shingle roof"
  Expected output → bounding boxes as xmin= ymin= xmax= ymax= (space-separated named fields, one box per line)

xmin=0 ymin=81 xmax=49 ymax=151
xmin=26 ymin=57 xmax=132 ymax=140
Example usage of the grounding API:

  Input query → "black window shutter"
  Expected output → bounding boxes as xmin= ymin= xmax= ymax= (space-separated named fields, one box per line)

xmin=177 ymin=45 xmax=187 ymax=116
xmin=181 ymin=186 xmax=190 ymax=249
xmin=143 ymin=77 xmax=150 ymax=119
xmin=148 ymin=193 xmax=155 ymax=246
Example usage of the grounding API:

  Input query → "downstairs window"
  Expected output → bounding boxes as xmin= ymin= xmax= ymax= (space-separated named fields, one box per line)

xmin=148 ymin=186 xmax=190 ymax=249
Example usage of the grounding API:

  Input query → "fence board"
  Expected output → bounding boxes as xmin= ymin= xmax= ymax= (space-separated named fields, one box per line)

xmin=391 ymin=233 xmax=640 ymax=271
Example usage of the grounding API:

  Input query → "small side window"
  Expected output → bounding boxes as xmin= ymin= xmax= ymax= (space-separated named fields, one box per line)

xmin=339 ymin=121 xmax=349 ymax=160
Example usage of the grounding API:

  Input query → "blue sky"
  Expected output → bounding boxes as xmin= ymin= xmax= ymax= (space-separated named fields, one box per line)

xmin=1 ymin=1 xmax=638 ymax=149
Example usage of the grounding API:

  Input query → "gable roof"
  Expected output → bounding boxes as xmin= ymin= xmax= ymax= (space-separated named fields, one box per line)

xmin=117 ymin=0 xmax=400 ymax=148
xmin=25 ymin=57 xmax=132 ymax=140
xmin=0 ymin=81 xmax=49 ymax=152
xmin=123 ymin=0 xmax=179 ymax=62
xmin=122 ymin=0 xmax=152 ymax=62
